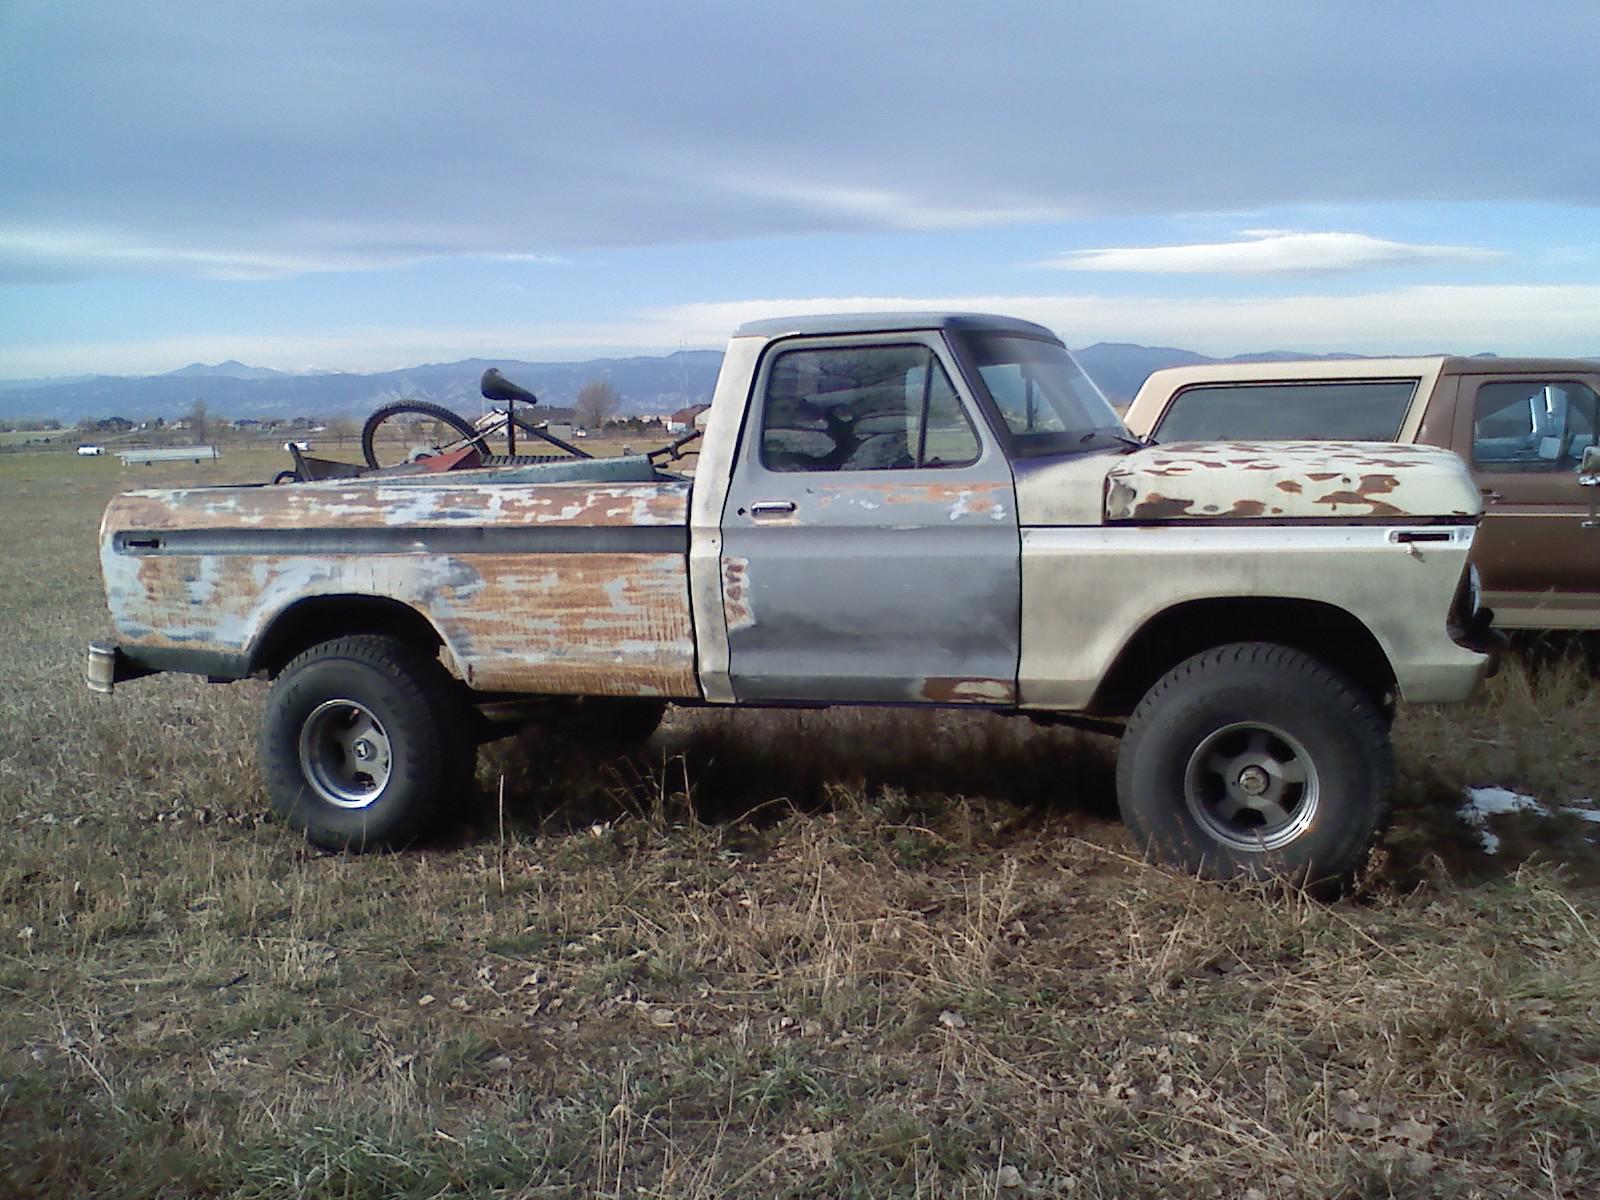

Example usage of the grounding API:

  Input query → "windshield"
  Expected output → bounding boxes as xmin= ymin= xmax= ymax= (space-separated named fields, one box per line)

xmin=952 ymin=331 xmax=1126 ymax=457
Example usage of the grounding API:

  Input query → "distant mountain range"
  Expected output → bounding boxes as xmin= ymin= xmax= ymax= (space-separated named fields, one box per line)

xmin=0 ymin=351 xmax=726 ymax=426
xmin=0 ymin=343 xmax=1458 ymax=426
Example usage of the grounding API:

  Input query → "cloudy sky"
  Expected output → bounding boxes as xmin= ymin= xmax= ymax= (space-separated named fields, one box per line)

xmin=3 ymin=0 xmax=1599 ymax=377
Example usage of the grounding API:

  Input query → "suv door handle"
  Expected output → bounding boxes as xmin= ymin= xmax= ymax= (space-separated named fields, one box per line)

xmin=749 ymin=500 xmax=797 ymax=518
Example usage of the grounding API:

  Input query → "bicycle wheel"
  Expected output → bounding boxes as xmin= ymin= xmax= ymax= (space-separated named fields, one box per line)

xmin=361 ymin=400 xmax=483 ymax=469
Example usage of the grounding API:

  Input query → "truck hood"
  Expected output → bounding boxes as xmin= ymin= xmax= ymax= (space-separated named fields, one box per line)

xmin=1013 ymin=441 xmax=1481 ymax=525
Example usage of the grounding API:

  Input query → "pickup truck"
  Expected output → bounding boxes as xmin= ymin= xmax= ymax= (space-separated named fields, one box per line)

xmin=87 ymin=313 xmax=1497 ymax=887
xmin=1122 ymin=356 xmax=1600 ymax=630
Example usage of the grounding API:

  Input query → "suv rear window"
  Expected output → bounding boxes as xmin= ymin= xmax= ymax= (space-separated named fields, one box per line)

xmin=1156 ymin=380 xmax=1418 ymax=442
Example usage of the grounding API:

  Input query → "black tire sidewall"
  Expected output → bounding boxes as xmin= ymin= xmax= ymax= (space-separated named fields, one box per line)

xmin=261 ymin=644 xmax=453 ymax=849
xmin=1118 ymin=647 xmax=1390 ymax=885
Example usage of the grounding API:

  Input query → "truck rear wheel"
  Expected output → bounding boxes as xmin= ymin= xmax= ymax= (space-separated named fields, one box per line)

xmin=260 ymin=635 xmax=474 ymax=850
xmin=1116 ymin=642 xmax=1392 ymax=890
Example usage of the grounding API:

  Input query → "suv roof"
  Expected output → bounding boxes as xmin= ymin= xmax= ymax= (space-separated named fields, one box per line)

xmin=1138 ymin=355 xmax=1599 ymax=387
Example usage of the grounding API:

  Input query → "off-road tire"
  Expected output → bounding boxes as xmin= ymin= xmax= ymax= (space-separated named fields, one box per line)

xmin=360 ymin=400 xmax=481 ymax=469
xmin=260 ymin=635 xmax=475 ymax=850
xmin=1116 ymin=642 xmax=1392 ymax=890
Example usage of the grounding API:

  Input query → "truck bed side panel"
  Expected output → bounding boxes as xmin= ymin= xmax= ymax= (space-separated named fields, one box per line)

xmin=101 ymin=481 xmax=698 ymax=698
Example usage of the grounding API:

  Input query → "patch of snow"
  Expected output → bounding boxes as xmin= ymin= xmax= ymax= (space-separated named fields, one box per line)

xmin=1457 ymin=787 xmax=1600 ymax=855
xmin=1462 ymin=787 xmax=1547 ymax=819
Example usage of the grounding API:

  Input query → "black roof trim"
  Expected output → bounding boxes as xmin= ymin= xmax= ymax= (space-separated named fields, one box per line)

xmin=733 ymin=311 xmax=1061 ymax=342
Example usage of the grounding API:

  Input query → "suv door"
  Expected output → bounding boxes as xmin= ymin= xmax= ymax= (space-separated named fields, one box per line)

xmin=1454 ymin=375 xmax=1600 ymax=627
xmin=720 ymin=335 xmax=1021 ymax=703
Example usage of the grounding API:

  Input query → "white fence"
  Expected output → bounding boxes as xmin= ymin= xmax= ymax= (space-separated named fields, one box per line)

xmin=118 ymin=446 xmax=221 ymax=465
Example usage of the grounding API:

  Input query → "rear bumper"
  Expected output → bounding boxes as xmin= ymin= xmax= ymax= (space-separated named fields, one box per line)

xmin=85 ymin=641 xmax=152 ymax=694
xmin=85 ymin=640 xmax=250 ymax=694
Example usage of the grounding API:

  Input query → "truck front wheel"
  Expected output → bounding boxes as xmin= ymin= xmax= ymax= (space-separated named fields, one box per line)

xmin=260 ymin=635 xmax=474 ymax=850
xmin=1116 ymin=642 xmax=1392 ymax=890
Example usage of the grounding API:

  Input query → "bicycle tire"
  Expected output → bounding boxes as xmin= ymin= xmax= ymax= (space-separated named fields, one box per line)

xmin=361 ymin=400 xmax=482 ymax=469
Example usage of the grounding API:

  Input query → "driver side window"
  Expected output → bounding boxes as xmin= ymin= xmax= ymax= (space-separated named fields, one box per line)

xmin=760 ymin=344 xmax=981 ymax=472
xmin=1472 ymin=380 xmax=1599 ymax=471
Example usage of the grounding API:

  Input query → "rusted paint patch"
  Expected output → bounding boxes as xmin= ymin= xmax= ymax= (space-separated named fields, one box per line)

xmin=721 ymin=556 xmax=755 ymax=632
xmin=1122 ymin=493 xmax=1198 ymax=521
xmin=918 ymin=676 xmax=1013 ymax=703
xmin=106 ymin=480 xmax=690 ymax=534
xmin=448 ymin=553 xmax=696 ymax=696
xmin=1104 ymin=441 xmax=1479 ymax=522
xmin=1311 ymin=492 xmax=1404 ymax=518
xmin=813 ymin=479 xmax=1011 ymax=522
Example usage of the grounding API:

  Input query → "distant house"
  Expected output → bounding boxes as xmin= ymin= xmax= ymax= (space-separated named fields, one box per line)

xmin=665 ymin=404 xmax=710 ymax=434
xmin=233 ymin=418 xmax=260 ymax=430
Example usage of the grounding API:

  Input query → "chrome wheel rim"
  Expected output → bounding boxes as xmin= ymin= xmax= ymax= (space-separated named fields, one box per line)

xmin=1183 ymin=721 xmax=1319 ymax=852
xmin=298 ymin=699 xmax=393 ymax=808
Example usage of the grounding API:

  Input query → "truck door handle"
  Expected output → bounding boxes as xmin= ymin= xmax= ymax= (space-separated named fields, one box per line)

xmin=749 ymin=500 xmax=797 ymax=518
xmin=1479 ymin=488 xmax=1503 ymax=503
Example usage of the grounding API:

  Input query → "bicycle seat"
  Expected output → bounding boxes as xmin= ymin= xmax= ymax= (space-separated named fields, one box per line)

xmin=481 ymin=367 xmax=538 ymax=406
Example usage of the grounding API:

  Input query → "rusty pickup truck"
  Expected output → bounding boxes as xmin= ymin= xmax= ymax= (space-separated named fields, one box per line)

xmin=1121 ymin=356 xmax=1600 ymax=630
xmin=88 ymin=313 xmax=1497 ymax=886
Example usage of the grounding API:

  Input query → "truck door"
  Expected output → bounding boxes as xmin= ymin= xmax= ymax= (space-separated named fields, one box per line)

xmin=720 ymin=334 xmax=1021 ymax=703
xmin=1454 ymin=374 xmax=1600 ymax=626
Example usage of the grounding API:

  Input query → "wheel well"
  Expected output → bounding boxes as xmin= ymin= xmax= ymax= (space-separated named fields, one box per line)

xmin=1088 ymin=597 xmax=1396 ymax=718
xmin=249 ymin=596 xmax=446 ymax=678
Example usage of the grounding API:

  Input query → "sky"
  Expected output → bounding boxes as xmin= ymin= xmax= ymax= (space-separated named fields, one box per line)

xmin=3 ymin=0 xmax=1600 ymax=378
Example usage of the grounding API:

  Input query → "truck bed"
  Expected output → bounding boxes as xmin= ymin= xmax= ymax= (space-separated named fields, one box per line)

xmin=100 ymin=476 xmax=699 ymax=697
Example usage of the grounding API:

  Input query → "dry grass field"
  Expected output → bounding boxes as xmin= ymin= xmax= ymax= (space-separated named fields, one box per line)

xmin=2 ymin=443 xmax=1598 ymax=1198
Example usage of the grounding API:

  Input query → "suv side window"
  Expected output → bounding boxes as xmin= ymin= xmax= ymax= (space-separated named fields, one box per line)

xmin=760 ymin=344 xmax=981 ymax=472
xmin=1472 ymin=380 xmax=1600 ymax=470
xmin=1158 ymin=380 xmax=1417 ymax=442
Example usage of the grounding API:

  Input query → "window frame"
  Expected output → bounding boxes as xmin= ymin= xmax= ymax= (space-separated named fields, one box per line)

xmin=751 ymin=336 xmax=988 ymax=475
xmin=943 ymin=329 xmax=1125 ymax=460
xmin=1468 ymin=377 xmax=1600 ymax=473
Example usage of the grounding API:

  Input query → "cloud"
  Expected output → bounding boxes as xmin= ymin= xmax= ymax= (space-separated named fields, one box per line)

xmin=642 ymin=286 xmax=1600 ymax=356
xmin=0 ymin=226 xmax=568 ymax=283
xmin=1037 ymin=231 xmax=1502 ymax=275
xmin=2 ymin=3 xmax=1597 ymax=281
xmin=718 ymin=177 xmax=1077 ymax=232
xmin=7 ymin=284 xmax=1600 ymax=377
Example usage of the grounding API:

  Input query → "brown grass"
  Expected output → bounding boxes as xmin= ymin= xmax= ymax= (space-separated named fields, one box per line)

xmin=2 ymin=446 xmax=1598 ymax=1198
